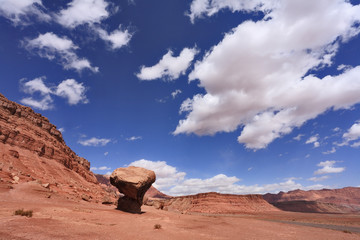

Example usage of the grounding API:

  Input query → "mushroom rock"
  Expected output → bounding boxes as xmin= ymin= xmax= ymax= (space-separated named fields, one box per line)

xmin=110 ymin=166 xmax=156 ymax=213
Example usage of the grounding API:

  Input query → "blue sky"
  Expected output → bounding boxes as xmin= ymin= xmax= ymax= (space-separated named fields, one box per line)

xmin=1 ymin=0 xmax=360 ymax=196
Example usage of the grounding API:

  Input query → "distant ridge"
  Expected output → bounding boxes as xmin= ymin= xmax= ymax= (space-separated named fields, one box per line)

xmin=263 ymin=187 xmax=360 ymax=213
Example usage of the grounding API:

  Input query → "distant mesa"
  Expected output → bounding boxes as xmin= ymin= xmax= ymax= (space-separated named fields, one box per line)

xmin=148 ymin=192 xmax=279 ymax=214
xmin=263 ymin=187 xmax=360 ymax=213
xmin=110 ymin=166 xmax=156 ymax=213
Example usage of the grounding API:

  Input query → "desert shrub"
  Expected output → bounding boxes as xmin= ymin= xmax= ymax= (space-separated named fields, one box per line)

xmin=154 ymin=224 xmax=162 ymax=229
xmin=14 ymin=209 xmax=33 ymax=217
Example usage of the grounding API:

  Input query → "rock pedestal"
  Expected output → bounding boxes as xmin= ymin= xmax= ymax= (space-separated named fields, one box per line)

xmin=110 ymin=166 xmax=156 ymax=213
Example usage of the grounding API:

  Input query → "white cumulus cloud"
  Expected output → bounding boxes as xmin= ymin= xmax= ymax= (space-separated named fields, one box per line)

xmin=0 ymin=0 xmax=50 ymax=25
xmin=308 ymin=175 xmax=330 ymax=182
xmin=322 ymin=147 xmax=336 ymax=155
xmin=137 ymin=47 xmax=199 ymax=81
xmin=314 ymin=161 xmax=345 ymax=175
xmin=129 ymin=159 xmax=324 ymax=196
xmin=20 ymin=95 xmax=53 ymax=111
xmin=126 ymin=136 xmax=142 ymax=141
xmin=129 ymin=159 xmax=186 ymax=190
xmin=20 ymin=77 xmax=88 ymax=110
xmin=187 ymin=0 xmax=264 ymax=23
xmin=24 ymin=32 xmax=99 ymax=73
xmin=175 ymin=0 xmax=360 ymax=150
xmin=56 ymin=0 xmax=109 ymax=28
xmin=343 ymin=121 xmax=360 ymax=142
xmin=306 ymin=134 xmax=320 ymax=148
xmin=96 ymin=25 xmax=132 ymax=50
xmin=55 ymin=79 xmax=88 ymax=105
xmin=91 ymin=166 xmax=111 ymax=171
xmin=78 ymin=137 xmax=111 ymax=147
xmin=171 ymin=89 xmax=182 ymax=99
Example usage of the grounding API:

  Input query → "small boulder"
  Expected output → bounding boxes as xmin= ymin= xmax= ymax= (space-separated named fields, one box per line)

xmin=110 ymin=166 xmax=156 ymax=213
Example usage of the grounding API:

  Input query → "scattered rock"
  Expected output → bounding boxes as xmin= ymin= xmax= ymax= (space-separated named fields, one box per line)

xmin=110 ymin=166 xmax=156 ymax=213
xmin=12 ymin=176 xmax=19 ymax=184
xmin=102 ymin=196 xmax=114 ymax=205
xmin=9 ymin=150 xmax=19 ymax=158
xmin=81 ymin=194 xmax=91 ymax=202
xmin=42 ymin=183 xmax=50 ymax=189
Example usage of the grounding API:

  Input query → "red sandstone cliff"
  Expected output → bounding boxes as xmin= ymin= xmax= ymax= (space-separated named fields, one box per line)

xmin=0 ymin=93 xmax=116 ymax=203
xmin=156 ymin=192 xmax=279 ymax=214
xmin=263 ymin=187 xmax=360 ymax=213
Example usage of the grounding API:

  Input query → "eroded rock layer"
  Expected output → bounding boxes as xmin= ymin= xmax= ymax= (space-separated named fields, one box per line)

xmin=263 ymin=187 xmax=360 ymax=213
xmin=0 ymin=93 xmax=116 ymax=203
xmin=157 ymin=192 xmax=279 ymax=214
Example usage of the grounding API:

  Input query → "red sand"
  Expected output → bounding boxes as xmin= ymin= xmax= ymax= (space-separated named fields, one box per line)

xmin=1 ymin=182 xmax=360 ymax=240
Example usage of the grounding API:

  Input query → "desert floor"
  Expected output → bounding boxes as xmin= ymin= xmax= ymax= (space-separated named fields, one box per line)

xmin=1 ymin=182 xmax=360 ymax=240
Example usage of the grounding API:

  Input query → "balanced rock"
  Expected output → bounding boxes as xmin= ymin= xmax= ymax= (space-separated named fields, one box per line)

xmin=110 ymin=166 xmax=156 ymax=213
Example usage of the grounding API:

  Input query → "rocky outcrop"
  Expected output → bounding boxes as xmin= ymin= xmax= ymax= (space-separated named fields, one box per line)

xmin=155 ymin=192 xmax=279 ymax=214
xmin=145 ymin=185 xmax=171 ymax=200
xmin=110 ymin=166 xmax=156 ymax=213
xmin=263 ymin=187 xmax=360 ymax=213
xmin=0 ymin=93 xmax=95 ymax=183
xmin=95 ymin=173 xmax=168 ymax=202
xmin=0 ymin=93 xmax=116 ymax=203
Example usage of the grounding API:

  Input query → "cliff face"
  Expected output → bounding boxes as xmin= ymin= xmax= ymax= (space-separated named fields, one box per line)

xmin=158 ymin=192 xmax=279 ymax=214
xmin=0 ymin=93 xmax=115 ymax=203
xmin=0 ymin=93 xmax=95 ymax=182
xmin=263 ymin=187 xmax=360 ymax=213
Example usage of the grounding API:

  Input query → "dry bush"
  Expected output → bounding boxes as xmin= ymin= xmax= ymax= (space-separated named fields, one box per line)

xmin=14 ymin=209 xmax=33 ymax=217
xmin=154 ymin=224 xmax=162 ymax=229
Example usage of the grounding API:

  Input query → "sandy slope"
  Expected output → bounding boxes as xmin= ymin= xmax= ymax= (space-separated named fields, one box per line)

xmin=1 ymin=182 xmax=360 ymax=240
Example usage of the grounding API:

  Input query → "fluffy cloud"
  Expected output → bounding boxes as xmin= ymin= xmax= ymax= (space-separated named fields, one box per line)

xmin=129 ymin=159 xmax=186 ymax=190
xmin=126 ymin=136 xmax=142 ymax=141
xmin=56 ymin=0 xmax=109 ymax=28
xmin=137 ymin=47 xmax=199 ymax=81
xmin=187 ymin=0 xmax=266 ymax=23
xmin=20 ymin=77 xmax=88 ymax=110
xmin=343 ymin=121 xmax=360 ymax=142
xmin=0 ymin=0 xmax=50 ymax=25
xmin=96 ymin=25 xmax=132 ymax=50
xmin=20 ymin=77 xmax=52 ymax=96
xmin=24 ymin=32 xmax=99 ymax=73
xmin=322 ymin=147 xmax=336 ymax=155
xmin=78 ymin=137 xmax=111 ymax=146
xmin=293 ymin=134 xmax=304 ymax=141
xmin=314 ymin=161 xmax=345 ymax=175
xmin=305 ymin=135 xmax=320 ymax=148
xmin=175 ymin=1 xmax=360 ymax=150
xmin=90 ymin=166 xmax=111 ymax=171
xmin=56 ymin=0 xmax=133 ymax=50
xmin=171 ymin=89 xmax=182 ymax=99
xmin=308 ymin=175 xmax=330 ymax=182
xmin=20 ymin=95 xmax=53 ymax=111
xmin=129 ymin=159 xmax=324 ymax=196
xmin=55 ymin=79 xmax=88 ymax=105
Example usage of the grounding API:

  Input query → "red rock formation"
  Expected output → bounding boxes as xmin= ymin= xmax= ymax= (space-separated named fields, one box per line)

xmin=0 ymin=93 xmax=115 ymax=203
xmin=110 ymin=166 xmax=156 ymax=213
xmin=95 ymin=173 xmax=169 ymax=200
xmin=159 ymin=192 xmax=279 ymax=214
xmin=263 ymin=187 xmax=360 ymax=213
xmin=145 ymin=185 xmax=171 ymax=199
